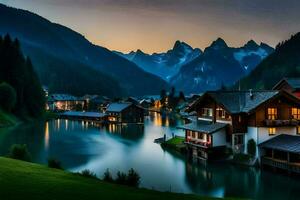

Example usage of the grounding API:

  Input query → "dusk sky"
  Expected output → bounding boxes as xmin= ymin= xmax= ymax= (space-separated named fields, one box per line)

xmin=1 ymin=0 xmax=300 ymax=53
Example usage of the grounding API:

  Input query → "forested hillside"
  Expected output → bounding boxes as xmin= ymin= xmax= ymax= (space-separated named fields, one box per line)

xmin=238 ymin=33 xmax=300 ymax=89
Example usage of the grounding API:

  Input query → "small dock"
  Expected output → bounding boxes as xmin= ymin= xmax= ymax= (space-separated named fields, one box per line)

xmin=154 ymin=137 xmax=166 ymax=144
xmin=259 ymin=134 xmax=300 ymax=174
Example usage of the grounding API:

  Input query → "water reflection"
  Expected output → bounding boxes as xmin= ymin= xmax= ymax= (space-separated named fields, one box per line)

xmin=107 ymin=124 xmax=145 ymax=142
xmin=44 ymin=122 xmax=49 ymax=150
xmin=1 ymin=113 xmax=300 ymax=199
xmin=150 ymin=112 xmax=182 ymax=128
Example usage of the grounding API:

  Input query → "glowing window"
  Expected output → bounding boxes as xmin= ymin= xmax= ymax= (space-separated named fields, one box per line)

xmin=268 ymin=127 xmax=276 ymax=136
xmin=267 ymin=108 xmax=277 ymax=120
xmin=202 ymin=108 xmax=213 ymax=117
xmin=292 ymin=108 xmax=300 ymax=119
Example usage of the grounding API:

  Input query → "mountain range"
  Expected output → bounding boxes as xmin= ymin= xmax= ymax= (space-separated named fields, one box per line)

xmin=170 ymin=38 xmax=274 ymax=93
xmin=0 ymin=4 xmax=168 ymax=97
xmin=115 ymin=41 xmax=201 ymax=81
xmin=117 ymin=37 xmax=273 ymax=94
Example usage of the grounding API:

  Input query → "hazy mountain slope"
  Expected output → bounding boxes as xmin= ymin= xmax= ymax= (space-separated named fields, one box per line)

xmin=0 ymin=4 xmax=168 ymax=96
xmin=23 ymin=44 xmax=122 ymax=96
xmin=238 ymin=32 xmax=300 ymax=90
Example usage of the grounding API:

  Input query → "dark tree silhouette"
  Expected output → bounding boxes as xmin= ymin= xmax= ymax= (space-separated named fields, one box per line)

xmin=0 ymin=34 xmax=45 ymax=118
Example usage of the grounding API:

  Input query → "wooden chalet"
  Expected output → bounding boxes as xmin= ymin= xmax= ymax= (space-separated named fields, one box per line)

xmin=106 ymin=102 xmax=144 ymax=123
xmin=180 ymin=89 xmax=300 ymax=161
xmin=273 ymin=78 xmax=300 ymax=98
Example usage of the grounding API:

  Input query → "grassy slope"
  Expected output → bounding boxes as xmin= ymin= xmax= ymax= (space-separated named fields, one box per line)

xmin=0 ymin=157 xmax=230 ymax=200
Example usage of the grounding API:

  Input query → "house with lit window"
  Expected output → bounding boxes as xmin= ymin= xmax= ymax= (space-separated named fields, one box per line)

xmin=180 ymin=90 xmax=300 ymax=161
xmin=106 ymin=102 xmax=144 ymax=123
xmin=47 ymin=94 xmax=85 ymax=111
xmin=82 ymin=95 xmax=111 ymax=112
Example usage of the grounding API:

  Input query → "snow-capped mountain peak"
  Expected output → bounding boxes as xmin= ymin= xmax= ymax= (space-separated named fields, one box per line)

xmin=115 ymin=40 xmax=202 ymax=81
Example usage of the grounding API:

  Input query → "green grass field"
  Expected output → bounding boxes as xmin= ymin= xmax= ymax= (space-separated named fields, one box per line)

xmin=0 ymin=157 xmax=234 ymax=200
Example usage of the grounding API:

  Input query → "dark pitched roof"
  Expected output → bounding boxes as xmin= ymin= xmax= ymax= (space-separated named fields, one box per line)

xmin=190 ymin=90 xmax=282 ymax=114
xmin=273 ymin=78 xmax=300 ymax=90
xmin=139 ymin=99 xmax=152 ymax=104
xmin=106 ymin=102 xmax=132 ymax=112
xmin=259 ymin=134 xmax=300 ymax=154
xmin=142 ymin=95 xmax=161 ymax=100
xmin=48 ymin=94 xmax=80 ymax=101
xmin=61 ymin=111 xmax=107 ymax=118
xmin=177 ymin=120 xmax=228 ymax=134
xmin=127 ymin=97 xmax=140 ymax=104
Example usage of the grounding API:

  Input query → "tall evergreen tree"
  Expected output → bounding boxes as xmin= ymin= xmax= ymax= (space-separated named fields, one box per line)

xmin=0 ymin=34 xmax=45 ymax=118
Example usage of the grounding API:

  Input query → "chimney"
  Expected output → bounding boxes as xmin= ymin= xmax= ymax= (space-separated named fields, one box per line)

xmin=249 ymin=89 xmax=254 ymax=99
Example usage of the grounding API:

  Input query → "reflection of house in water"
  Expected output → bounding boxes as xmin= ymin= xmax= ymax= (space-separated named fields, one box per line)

xmin=149 ymin=112 xmax=182 ymax=127
xmin=47 ymin=94 xmax=85 ymax=111
xmin=150 ymin=112 xmax=170 ymax=126
xmin=106 ymin=102 xmax=144 ymax=123
xmin=184 ymin=161 xmax=261 ymax=198
xmin=107 ymin=123 xmax=145 ymax=142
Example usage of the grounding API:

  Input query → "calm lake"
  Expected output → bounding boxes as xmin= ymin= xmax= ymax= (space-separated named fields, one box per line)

xmin=0 ymin=112 xmax=300 ymax=199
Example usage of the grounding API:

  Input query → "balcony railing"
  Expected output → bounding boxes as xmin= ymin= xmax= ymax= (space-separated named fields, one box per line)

xmin=264 ymin=119 xmax=300 ymax=127
xmin=185 ymin=137 xmax=212 ymax=148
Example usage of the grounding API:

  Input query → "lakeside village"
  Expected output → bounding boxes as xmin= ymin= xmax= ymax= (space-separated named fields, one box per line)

xmin=46 ymin=78 xmax=300 ymax=174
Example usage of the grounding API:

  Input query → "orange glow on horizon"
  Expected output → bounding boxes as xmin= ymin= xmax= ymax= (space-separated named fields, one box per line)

xmin=4 ymin=1 xmax=294 ymax=54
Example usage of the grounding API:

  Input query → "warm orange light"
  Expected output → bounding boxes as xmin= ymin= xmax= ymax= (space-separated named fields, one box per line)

xmin=44 ymin=122 xmax=49 ymax=150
